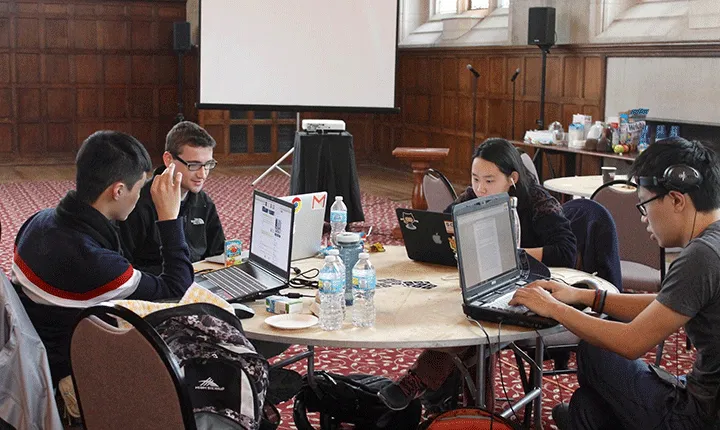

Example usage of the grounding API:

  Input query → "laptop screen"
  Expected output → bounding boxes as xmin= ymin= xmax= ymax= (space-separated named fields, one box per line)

xmin=455 ymin=198 xmax=518 ymax=293
xmin=249 ymin=191 xmax=294 ymax=277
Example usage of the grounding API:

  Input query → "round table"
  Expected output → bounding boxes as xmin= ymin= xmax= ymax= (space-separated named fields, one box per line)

xmin=213 ymin=246 xmax=617 ymax=427
xmin=543 ymin=175 xmax=630 ymax=198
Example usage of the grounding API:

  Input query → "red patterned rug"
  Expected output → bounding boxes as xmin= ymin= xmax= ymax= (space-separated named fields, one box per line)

xmin=0 ymin=173 xmax=695 ymax=429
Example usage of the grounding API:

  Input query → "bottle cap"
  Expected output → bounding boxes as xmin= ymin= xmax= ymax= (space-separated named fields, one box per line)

xmin=336 ymin=232 xmax=361 ymax=244
xmin=359 ymin=252 xmax=369 ymax=259
xmin=509 ymin=196 xmax=518 ymax=208
xmin=335 ymin=196 xmax=343 ymax=201
xmin=328 ymin=249 xmax=339 ymax=255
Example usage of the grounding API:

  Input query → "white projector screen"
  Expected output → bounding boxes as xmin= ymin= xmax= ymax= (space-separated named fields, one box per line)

xmin=199 ymin=0 xmax=399 ymax=112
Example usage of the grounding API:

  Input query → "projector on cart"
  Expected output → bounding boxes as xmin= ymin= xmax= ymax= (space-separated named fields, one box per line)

xmin=301 ymin=119 xmax=346 ymax=133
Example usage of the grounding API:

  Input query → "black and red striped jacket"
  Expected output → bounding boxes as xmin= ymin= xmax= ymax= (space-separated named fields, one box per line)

xmin=11 ymin=191 xmax=193 ymax=385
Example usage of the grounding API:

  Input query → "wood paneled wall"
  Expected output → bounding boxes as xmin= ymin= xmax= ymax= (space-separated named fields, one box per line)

xmin=359 ymin=46 xmax=606 ymax=182
xmin=0 ymin=0 xmax=195 ymax=165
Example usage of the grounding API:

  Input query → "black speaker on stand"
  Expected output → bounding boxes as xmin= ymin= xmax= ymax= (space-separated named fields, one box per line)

xmin=173 ymin=21 xmax=192 ymax=124
xmin=528 ymin=7 xmax=555 ymax=130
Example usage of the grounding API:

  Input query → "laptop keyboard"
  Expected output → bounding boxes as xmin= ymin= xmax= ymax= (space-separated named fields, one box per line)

xmin=484 ymin=290 xmax=530 ymax=314
xmin=203 ymin=265 xmax=270 ymax=299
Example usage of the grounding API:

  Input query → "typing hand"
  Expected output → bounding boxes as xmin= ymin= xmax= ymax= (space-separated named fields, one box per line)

xmin=151 ymin=163 xmax=182 ymax=221
xmin=509 ymin=283 xmax=563 ymax=318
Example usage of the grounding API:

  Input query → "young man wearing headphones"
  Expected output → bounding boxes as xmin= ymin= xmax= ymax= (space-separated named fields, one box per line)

xmin=511 ymin=137 xmax=720 ymax=429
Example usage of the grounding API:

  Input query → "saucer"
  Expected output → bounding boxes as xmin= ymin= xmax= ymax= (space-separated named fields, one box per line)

xmin=265 ymin=314 xmax=318 ymax=330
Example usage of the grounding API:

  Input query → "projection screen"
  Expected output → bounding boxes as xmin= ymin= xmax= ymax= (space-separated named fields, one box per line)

xmin=198 ymin=0 xmax=399 ymax=112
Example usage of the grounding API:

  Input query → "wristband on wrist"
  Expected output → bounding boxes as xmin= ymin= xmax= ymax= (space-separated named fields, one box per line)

xmin=591 ymin=288 xmax=601 ymax=311
xmin=594 ymin=289 xmax=608 ymax=315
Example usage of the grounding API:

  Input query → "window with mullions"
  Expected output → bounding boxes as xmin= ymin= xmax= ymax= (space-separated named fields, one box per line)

xmin=435 ymin=0 xmax=457 ymax=15
xmin=225 ymin=111 xmax=297 ymax=155
xmin=469 ymin=0 xmax=489 ymax=10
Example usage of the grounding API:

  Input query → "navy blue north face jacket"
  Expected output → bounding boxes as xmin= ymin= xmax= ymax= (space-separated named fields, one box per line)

xmin=11 ymin=191 xmax=193 ymax=385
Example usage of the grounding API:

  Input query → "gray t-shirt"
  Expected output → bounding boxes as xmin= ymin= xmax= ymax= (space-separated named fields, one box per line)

xmin=656 ymin=220 xmax=720 ymax=415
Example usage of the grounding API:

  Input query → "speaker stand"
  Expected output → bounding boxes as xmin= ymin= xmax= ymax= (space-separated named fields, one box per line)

xmin=175 ymin=50 xmax=186 ymax=124
xmin=511 ymin=78 xmax=517 ymax=141
xmin=535 ymin=45 xmax=551 ymax=130
xmin=471 ymin=73 xmax=479 ymax=150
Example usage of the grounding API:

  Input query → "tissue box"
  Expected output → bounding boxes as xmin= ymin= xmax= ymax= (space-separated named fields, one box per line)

xmin=265 ymin=295 xmax=303 ymax=314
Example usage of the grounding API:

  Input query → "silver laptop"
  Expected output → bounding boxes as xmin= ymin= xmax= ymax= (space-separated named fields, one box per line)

xmin=280 ymin=191 xmax=327 ymax=260
xmin=200 ymin=190 xmax=295 ymax=302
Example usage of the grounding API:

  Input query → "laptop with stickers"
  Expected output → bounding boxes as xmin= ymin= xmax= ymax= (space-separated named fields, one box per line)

xmin=395 ymin=208 xmax=457 ymax=267
xmin=280 ymin=191 xmax=328 ymax=260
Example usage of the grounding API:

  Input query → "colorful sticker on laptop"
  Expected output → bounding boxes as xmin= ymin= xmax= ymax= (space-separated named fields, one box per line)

xmin=444 ymin=220 xmax=454 ymax=235
xmin=291 ymin=196 xmax=302 ymax=213
xmin=401 ymin=212 xmax=418 ymax=230
xmin=311 ymin=193 xmax=326 ymax=210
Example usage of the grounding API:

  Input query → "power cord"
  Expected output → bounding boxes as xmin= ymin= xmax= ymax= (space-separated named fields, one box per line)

xmin=496 ymin=321 xmax=520 ymax=423
xmin=289 ymin=267 xmax=319 ymax=289
xmin=465 ymin=315 xmax=496 ymax=430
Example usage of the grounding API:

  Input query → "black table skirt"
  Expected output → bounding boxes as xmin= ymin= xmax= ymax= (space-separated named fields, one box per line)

xmin=290 ymin=131 xmax=365 ymax=223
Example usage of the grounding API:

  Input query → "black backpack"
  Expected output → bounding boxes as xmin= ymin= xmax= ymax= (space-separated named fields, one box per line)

xmin=144 ymin=303 xmax=272 ymax=430
xmin=293 ymin=371 xmax=421 ymax=430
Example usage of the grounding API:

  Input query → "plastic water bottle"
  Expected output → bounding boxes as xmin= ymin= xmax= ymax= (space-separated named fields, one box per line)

xmin=509 ymin=196 xmax=521 ymax=249
xmin=327 ymin=249 xmax=346 ymax=315
xmin=318 ymin=256 xmax=344 ymax=331
xmin=352 ymin=253 xmax=376 ymax=328
xmin=330 ymin=196 xmax=348 ymax=247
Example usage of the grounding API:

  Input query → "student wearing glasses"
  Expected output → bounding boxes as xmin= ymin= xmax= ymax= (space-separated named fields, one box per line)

xmin=512 ymin=137 xmax=720 ymax=429
xmin=119 ymin=121 xmax=226 ymax=274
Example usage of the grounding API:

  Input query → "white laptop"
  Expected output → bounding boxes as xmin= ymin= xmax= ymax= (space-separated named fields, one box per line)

xmin=280 ymin=191 xmax=328 ymax=260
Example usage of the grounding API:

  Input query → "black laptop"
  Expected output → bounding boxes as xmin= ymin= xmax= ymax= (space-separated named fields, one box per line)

xmin=452 ymin=193 xmax=557 ymax=329
xmin=395 ymin=208 xmax=457 ymax=267
xmin=199 ymin=190 xmax=295 ymax=302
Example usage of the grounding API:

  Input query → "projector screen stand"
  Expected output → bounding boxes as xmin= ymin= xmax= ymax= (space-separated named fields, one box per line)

xmin=251 ymin=147 xmax=294 ymax=186
xmin=251 ymin=113 xmax=300 ymax=187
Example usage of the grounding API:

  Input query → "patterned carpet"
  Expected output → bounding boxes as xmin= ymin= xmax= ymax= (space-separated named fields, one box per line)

xmin=0 ymin=172 xmax=695 ymax=429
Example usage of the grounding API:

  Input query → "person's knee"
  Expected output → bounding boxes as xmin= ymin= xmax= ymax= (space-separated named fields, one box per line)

xmin=576 ymin=340 xmax=608 ymax=385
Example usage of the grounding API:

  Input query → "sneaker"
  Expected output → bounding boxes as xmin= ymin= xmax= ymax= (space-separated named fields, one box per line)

xmin=378 ymin=372 xmax=426 ymax=411
xmin=58 ymin=376 xmax=81 ymax=422
xmin=552 ymin=402 xmax=570 ymax=430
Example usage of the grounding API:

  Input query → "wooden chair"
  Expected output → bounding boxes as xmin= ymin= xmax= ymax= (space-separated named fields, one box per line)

xmin=70 ymin=305 xmax=196 ymax=430
xmin=423 ymin=168 xmax=457 ymax=213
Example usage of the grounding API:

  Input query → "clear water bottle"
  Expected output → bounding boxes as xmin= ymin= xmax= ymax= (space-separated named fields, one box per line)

xmin=509 ymin=196 xmax=521 ymax=249
xmin=352 ymin=253 xmax=376 ymax=328
xmin=330 ymin=196 xmax=348 ymax=247
xmin=327 ymin=249 xmax=346 ymax=315
xmin=319 ymin=256 xmax=344 ymax=330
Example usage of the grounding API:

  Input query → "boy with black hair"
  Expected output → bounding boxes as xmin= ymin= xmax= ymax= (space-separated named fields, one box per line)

xmin=119 ymin=121 xmax=225 ymax=274
xmin=511 ymin=137 xmax=720 ymax=429
xmin=12 ymin=130 xmax=193 ymax=390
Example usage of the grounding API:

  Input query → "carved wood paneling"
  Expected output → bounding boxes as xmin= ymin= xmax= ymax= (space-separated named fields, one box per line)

xmin=0 ymin=0 xmax=193 ymax=164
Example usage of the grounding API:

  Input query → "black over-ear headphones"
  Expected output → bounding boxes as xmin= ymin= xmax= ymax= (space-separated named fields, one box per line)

xmin=638 ymin=164 xmax=702 ymax=193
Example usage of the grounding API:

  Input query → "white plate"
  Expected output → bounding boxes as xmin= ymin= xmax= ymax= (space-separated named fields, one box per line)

xmin=265 ymin=314 xmax=318 ymax=330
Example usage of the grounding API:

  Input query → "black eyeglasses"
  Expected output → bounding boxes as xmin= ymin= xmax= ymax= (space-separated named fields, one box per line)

xmin=636 ymin=193 xmax=666 ymax=216
xmin=172 ymin=154 xmax=217 ymax=172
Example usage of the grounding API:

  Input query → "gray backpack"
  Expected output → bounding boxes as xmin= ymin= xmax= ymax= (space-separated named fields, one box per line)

xmin=145 ymin=303 xmax=270 ymax=430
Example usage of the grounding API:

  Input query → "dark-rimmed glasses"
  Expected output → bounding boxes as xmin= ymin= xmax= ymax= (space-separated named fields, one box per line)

xmin=636 ymin=193 xmax=666 ymax=216
xmin=172 ymin=153 xmax=217 ymax=171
